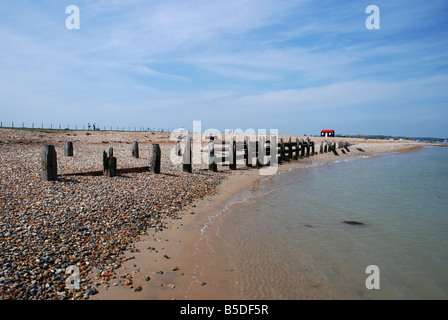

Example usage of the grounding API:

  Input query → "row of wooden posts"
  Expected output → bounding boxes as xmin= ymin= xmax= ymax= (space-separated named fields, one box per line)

xmin=40 ymin=138 xmax=351 ymax=181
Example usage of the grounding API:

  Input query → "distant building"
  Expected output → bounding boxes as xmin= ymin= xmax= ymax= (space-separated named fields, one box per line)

xmin=321 ymin=129 xmax=335 ymax=137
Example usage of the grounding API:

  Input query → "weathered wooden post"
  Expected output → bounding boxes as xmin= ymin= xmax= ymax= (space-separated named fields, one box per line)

xmin=243 ymin=138 xmax=248 ymax=167
xmin=103 ymin=151 xmax=108 ymax=172
xmin=229 ymin=138 xmax=236 ymax=170
xmin=344 ymin=142 xmax=351 ymax=152
xmin=149 ymin=144 xmax=161 ymax=173
xmin=332 ymin=143 xmax=339 ymax=156
xmin=311 ymin=141 xmax=315 ymax=156
xmin=108 ymin=157 xmax=117 ymax=177
xmin=291 ymin=139 xmax=297 ymax=160
xmin=208 ymin=141 xmax=217 ymax=172
xmin=270 ymin=135 xmax=278 ymax=167
xmin=175 ymin=140 xmax=181 ymax=156
xmin=221 ymin=140 xmax=226 ymax=166
xmin=301 ymin=140 xmax=308 ymax=157
xmin=41 ymin=145 xmax=58 ymax=181
xmin=65 ymin=141 xmax=73 ymax=157
xmin=132 ymin=141 xmax=139 ymax=158
xmin=183 ymin=137 xmax=192 ymax=173
xmin=253 ymin=140 xmax=258 ymax=168
xmin=288 ymin=137 xmax=293 ymax=161
xmin=299 ymin=141 xmax=304 ymax=158
xmin=293 ymin=139 xmax=298 ymax=160
xmin=103 ymin=148 xmax=117 ymax=177
xmin=245 ymin=137 xmax=253 ymax=167
xmin=244 ymin=138 xmax=247 ymax=166
xmin=277 ymin=142 xmax=282 ymax=165
xmin=255 ymin=140 xmax=260 ymax=168
xmin=320 ymin=141 xmax=324 ymax=154
xmin=257 ymin=137 xmax=266 ymax=168
xmin=236 ymin=140 xmax=244 ymax=167
xmin=280 ymin=138 xmax=286 ymax=162
xmin=265 ymin=139 xmax=271 ymax=166
xmin=305 ymin=138 xmax=311 ymax=157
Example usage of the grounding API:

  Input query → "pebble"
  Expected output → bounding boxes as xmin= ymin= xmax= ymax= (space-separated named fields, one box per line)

xmin=0 ymin=129 xmax=228 ymax=300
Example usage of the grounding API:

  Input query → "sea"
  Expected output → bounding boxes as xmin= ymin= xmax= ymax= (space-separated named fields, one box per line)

xmin=206 ymin=145 xmax=448 ymax=300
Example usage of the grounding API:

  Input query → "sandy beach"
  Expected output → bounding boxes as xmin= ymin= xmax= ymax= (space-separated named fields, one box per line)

xmin=0 ymin=128 xmax=440 ymax=300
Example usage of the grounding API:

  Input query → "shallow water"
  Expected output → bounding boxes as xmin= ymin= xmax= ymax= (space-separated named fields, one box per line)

xmin=209 ymin=146 xmax=448 ymax=299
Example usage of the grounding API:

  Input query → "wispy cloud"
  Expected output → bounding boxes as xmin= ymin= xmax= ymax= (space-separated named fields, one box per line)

xmin=133 ymin=65 xmax=191 ymax=82
xmin=0 ymin=0 xmax=447 ymax=136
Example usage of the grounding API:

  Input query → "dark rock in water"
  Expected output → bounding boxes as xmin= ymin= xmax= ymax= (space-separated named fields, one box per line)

xmin=304 ymin=224 xmax=314 ymax=228
xmin=343 ymin=221 xmax=364 ymax=225
xmin=356 ymin=148 xmax=365 ymax=152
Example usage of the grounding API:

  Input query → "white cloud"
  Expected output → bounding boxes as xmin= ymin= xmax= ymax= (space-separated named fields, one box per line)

xmin=231 ymin=76 xmax=448 ymax=114
xmin=133 ymin=65 xmax=191 ymax=82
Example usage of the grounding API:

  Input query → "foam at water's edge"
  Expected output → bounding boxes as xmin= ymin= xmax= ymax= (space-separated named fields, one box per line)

xmin=184 ymin=183 xmax=266 ymax=298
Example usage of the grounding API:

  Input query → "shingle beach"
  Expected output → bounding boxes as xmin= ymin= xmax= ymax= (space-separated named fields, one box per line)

xmin=0 ymin=128 xmax=227 ymax=300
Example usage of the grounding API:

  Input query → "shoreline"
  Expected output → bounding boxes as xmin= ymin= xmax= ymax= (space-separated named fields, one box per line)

xmin=93 ymin=140 xmax=434 ymax=300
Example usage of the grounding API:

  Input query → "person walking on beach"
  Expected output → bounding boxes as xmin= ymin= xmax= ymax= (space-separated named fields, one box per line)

xmin=88 ymin=123 xmax=91 ymax=130
xmin=93 ymin=123 xmax=96 ymax=131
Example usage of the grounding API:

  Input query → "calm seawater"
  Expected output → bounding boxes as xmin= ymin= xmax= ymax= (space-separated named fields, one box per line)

xmin=215 ymin=146 xmax=448 ymax=299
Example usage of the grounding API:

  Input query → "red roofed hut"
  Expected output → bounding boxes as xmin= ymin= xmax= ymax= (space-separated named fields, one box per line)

xmin=321 ymin=130 xmax=335 ymax=137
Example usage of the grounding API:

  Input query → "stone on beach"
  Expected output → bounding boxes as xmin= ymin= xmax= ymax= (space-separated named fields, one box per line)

xmin=0 ymin=129 xmax=227 ymax=300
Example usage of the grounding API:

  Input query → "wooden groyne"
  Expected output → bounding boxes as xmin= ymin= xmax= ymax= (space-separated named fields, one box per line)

xmin=40 ymin=137 xmax=351 ymax=180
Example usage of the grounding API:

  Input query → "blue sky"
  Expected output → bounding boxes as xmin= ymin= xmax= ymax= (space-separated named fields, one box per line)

xmin=0 ymin=0 xmax=447 ymax=137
